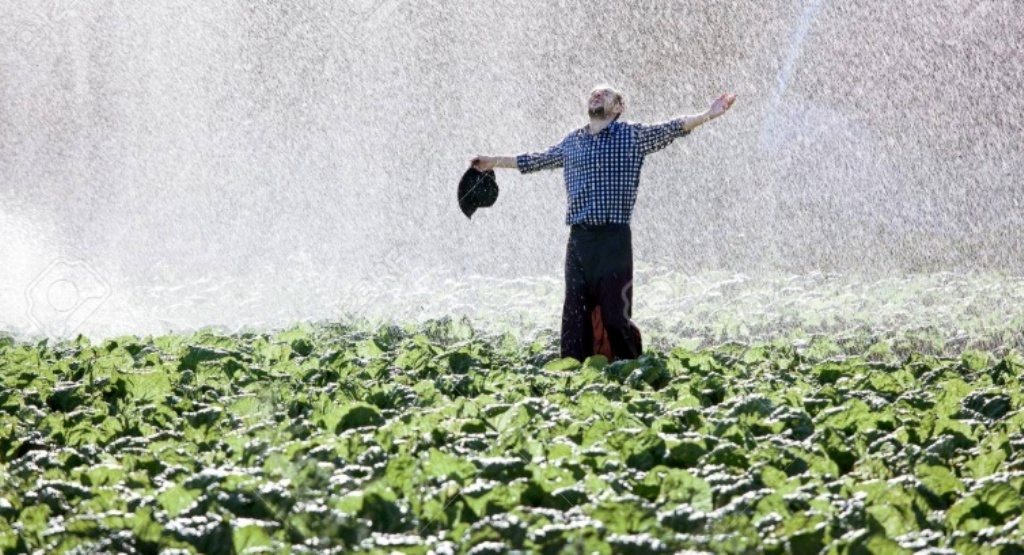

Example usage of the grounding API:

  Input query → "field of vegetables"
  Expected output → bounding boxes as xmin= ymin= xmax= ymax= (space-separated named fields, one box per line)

xmin=1 ymin=317 xmax=1023 ymax=553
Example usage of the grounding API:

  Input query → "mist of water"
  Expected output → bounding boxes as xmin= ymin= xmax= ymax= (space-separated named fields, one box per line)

xmin=1 ymin=0 xmax=1022 ymax=341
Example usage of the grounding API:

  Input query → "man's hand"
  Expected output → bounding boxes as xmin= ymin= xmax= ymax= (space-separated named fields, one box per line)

xmin=681 ymin=92 xmax=738 ymax=132
xmin=471 ymin=156 xmax=517 ymax=171
xmin=710 ymin=92 xmax=738 ymax=119
xmin=472 ymin=156 xmax=496 ymax=172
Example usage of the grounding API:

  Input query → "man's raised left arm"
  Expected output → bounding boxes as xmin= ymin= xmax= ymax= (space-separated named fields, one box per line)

xmin=635 ymin=91 xmax=738 ymax=156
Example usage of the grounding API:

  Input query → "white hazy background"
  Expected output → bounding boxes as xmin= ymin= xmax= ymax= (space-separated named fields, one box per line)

xmin=1 ymin=0 xmax=1022 ymax=341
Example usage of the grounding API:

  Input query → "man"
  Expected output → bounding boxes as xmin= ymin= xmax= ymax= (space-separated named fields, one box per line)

xmin=472 ymin=85 xmax=737 ymax=362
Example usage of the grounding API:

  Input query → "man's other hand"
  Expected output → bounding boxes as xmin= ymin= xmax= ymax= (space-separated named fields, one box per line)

xmin=710 ymin=93 xmax=738 ymax=118
xmin=472 ymin=156 xmax=496 ymax=171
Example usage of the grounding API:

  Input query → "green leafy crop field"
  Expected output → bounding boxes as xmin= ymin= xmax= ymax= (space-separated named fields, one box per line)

xmin=1 ymin=318 xmax=1022 ymax=554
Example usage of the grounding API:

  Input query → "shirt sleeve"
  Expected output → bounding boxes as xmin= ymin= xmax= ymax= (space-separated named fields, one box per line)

xmin=516 ymin=137 xmax=566 ymax=173
xmin=634 ymin=118 xmax=690 ymax=156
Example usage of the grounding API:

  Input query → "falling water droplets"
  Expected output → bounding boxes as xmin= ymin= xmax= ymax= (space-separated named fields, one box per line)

xmin=0 ymin=0 xmax=1020 ymax=343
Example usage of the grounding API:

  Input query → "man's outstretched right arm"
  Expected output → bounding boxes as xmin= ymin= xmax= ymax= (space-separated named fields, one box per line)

xmin=473 ymin=138 xmax=566 ymax=173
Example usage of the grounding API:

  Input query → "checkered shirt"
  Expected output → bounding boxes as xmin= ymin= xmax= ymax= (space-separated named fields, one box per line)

xmin=516 ymin=118 xmax=689 ymax=225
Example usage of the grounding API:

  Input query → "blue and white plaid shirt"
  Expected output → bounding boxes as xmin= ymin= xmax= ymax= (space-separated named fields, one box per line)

xmin=516 ymin=118 xmax=689 ymax=225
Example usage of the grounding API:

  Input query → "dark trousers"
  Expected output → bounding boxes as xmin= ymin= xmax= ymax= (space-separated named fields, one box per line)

xmin=561 ymin=223 xmax=640 ymax=361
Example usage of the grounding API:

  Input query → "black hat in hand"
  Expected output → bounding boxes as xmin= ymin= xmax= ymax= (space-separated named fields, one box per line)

xmin=458 ymin=167 xmax=499 ymax=219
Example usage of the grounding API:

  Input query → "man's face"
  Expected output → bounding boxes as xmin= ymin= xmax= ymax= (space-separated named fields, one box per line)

xmin=587 ymin=88 xmax=622 ymax=119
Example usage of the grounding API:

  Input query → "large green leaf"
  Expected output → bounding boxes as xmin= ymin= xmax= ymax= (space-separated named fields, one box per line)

xmin=946 ymin=481 xmax=1023 ymax=531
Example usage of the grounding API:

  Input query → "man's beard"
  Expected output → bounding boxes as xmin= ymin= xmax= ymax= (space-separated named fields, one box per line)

xmin=588 ymin=106 xmax=607 ymax=118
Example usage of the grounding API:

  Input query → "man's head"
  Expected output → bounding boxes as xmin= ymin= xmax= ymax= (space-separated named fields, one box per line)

xmin=587 ymin=85 xmax=625 ymax=121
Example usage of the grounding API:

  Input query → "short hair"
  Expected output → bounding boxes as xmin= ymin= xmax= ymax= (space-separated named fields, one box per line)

xmin=589 ymin=84 xmax=626 ymax=119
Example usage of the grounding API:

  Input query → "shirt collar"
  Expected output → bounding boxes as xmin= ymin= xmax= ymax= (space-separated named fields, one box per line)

xmin=582 ymin=119 xmax=621 ymax=136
